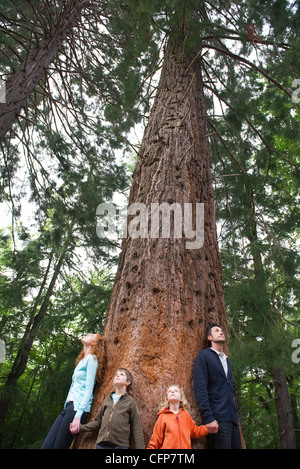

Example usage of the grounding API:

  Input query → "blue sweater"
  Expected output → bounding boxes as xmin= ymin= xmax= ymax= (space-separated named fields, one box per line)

xmin=193 ymin=348 xmax=238 ymax=425
xmin=65 ymin=354 xmax=98 ymax=419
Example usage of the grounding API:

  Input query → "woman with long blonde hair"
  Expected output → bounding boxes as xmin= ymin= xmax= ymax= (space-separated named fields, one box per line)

xmin=41 ymin=333 xmax=106 ymax=449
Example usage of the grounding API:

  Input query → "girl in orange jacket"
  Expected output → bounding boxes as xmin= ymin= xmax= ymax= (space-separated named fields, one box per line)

xmin=147 ymin=384 xmax=217 ymax=449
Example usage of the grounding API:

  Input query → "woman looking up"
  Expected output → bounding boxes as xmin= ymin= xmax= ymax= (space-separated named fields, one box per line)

xmin=41 ymin=333 xmax=105 ymax=449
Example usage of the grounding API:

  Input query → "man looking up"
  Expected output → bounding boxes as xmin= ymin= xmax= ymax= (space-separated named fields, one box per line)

xmin=193 ymin=323 xmax=242 ymax=449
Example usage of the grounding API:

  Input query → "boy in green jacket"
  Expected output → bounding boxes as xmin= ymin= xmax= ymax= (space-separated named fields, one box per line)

xmin=72 ymin=368 xmax=145 ymax=449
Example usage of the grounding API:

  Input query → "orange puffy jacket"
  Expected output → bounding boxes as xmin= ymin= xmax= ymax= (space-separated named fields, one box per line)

xmin=147 ymin=408 xmax=208 ymax=449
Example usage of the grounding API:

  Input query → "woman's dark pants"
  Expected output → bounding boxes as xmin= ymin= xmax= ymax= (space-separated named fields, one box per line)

xmin=41 ymin=402 xmax=88 ymax=449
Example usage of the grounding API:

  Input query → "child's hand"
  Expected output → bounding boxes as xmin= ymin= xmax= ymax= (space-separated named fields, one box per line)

xmin=206 ymin=420 xmax=219 ymax=434
xmin=69 ymin=417 xmax=81 ymax=434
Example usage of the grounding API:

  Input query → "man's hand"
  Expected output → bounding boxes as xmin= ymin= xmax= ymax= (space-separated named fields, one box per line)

xmin=206 ymin=420 xmax=219 ymax=434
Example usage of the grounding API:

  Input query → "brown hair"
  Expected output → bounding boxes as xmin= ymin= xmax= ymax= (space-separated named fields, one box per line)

xmin=116 ymin=368 xmax=133 ymax=392
xmin=75 ymin=334 xmax=106 ymax=382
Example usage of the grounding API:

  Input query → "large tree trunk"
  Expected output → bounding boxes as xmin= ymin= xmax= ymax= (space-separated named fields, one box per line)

xmin=74 ymin=37 xmax=227 ymax=449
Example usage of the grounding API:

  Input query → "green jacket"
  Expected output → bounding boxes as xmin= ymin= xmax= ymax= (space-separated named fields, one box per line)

xmin=79 ymin=392 xmax=145 ymax=448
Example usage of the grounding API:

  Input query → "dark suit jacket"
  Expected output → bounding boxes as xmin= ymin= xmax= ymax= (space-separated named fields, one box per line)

xmin=193 ymin=347 xmax=238 ymax=425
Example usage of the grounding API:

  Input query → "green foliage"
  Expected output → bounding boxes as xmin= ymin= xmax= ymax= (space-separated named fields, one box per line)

xmin=0 ymin=0 xmax=299 ymax=449
xmin=0 ymin=222 xmax=113 ymax=447
xmin=202 ymin=0 xmax=300 ymax=448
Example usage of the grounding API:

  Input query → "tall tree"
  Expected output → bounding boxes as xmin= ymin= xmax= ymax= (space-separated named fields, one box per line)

xmin=73 ymin=0 xmax=299 ymax=448
xmin=78 ymin=37 xmax=226 ymax=448
xmin=1 ymin=0 xmax=299 ymax=449
xmin=0 ymin=0 xmax=91 ymax=139
xmin=212 ymin=54 xmax=300 ymax=446
xmin=0 ymin=0 xmax=157 ymax=215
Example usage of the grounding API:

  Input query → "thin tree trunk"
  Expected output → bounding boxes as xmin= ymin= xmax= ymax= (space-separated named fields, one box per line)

xmin=272 ymin=367 xmax=296 ymax=449
xmin=0 ymin=0 xmax=90 ymax=139
xmin=247 ymin=220 xmax=296 ymax=449
xmin=0 ymin=249 xmax=67 ymax=435
xmin=290 ymin=377 xmax=300 ymax=448
xmin=74 ymin=38 xmax=227 ymax=448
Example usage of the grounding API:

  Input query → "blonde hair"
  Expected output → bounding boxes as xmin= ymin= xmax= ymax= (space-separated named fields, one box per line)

xmin=75 ymin=334 xmax=106 ymax=382
xmin=159 ymin=384 xmax=191 ymax=412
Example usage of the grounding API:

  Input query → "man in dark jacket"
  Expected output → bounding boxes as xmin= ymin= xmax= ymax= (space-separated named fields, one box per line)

xmin=193 ymin=323 xmax=242 ymax=449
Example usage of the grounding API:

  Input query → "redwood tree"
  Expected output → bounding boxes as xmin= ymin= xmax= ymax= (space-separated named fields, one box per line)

xmin=1 ymin=0 xmax=298 ymax=449
xmin=73 ymin=0 xmax=299 ymax=449
xmin=74 ymin=22 xmax=228 ymax=451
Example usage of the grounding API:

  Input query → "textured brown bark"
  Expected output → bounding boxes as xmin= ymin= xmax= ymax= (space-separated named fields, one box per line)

xmin=0 ymin=0 xmax=90 ymax=139
xmin=74 ymin=38 xmax=227 ymax=449
xmin=272 ymin=367 xmax=296 ymax=449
